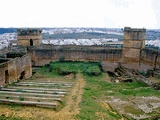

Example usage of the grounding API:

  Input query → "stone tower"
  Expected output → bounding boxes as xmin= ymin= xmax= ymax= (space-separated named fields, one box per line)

xmin=122 ymin=27 xmax=146 ymax=69
xmin=17 ymin=28 xmax=42 ymax=46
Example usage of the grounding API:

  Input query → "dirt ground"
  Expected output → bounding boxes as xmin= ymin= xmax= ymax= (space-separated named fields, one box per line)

xmin=0 ymin=73 xmax=86 ymax=120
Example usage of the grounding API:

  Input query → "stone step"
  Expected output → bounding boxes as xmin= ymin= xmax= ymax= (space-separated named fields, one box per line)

xmin=13 ymin=83 xmax=72 ymax=88
xmin=7 ymin=86 xmax=68 ymax=92
xmin=0 ymin=91 xmax=65 ymax=98
xmin=15 ymin=82 xmax=72 ymax=86
xmin=0 ymin=88 xmax=67 ymax=95
xmin=0 ymin=94 xmax=62 ymax=101
xmin=19 ymin=81 xmax=73 ymax=85
xmin=22 ymin=81 xmax=74 ymax=84
xmin=0 ymin=99 xmax=57 ymax=108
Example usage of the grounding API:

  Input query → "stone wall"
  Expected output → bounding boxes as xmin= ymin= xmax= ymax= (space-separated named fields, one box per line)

xmin=28 ymin=44 xmax=160 ymax=72
xmin=17 ymin=29 xmax=42 ymax=46
xmin=122 ymin=27 xmax=146 ymax=70
xmin=17 ymin=36 xmax=42 ymax=46
xmin=140 ymin=49 xmax=160 ymax=71
xmin=0 ymin=54 xmax=32 ymax=86
xmin=0 ymin=62 xmax=8 ymax=86
xmin=28 ymin=45 xmax=122 ymax=71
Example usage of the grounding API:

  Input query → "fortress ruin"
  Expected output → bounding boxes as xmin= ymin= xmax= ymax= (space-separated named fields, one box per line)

xmin=0 ymin=27 xmax=160 ymax=86
xmin=0 ymin=52 xmax=32 ymax=86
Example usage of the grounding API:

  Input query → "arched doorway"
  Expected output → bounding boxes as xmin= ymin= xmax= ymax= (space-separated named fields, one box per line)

xmin=30 ymin=39 xmax=33 ymax=46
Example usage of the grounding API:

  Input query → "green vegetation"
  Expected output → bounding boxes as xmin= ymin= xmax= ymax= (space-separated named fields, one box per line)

xmin=85 ymin=66 xmax=101 ymax=76
xmin=77 ymin=74 xmax=123 ymax=119
xmin=19 ymin=96 xmax=25 ymax=101
xmin=123 ymin=106 xmax=143 ymax=115
xmin=2 ymin=62 xmax=159 ymax=119
xmin=0 ymin=116 xmax=23 ymax=120
xmin=77 ymin=73 xmax=160 ymax=119
xmin=38 ymin=61 xmax=102 ymax=77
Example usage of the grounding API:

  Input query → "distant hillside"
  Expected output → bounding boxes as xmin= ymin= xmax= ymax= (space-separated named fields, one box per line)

xmin=0 ymin=28 xmax=17 ymax=34
xmin=42 ymin=32 xmax=123 ymax=40
xmin=0 ymin=28 xmax=159 ymax=40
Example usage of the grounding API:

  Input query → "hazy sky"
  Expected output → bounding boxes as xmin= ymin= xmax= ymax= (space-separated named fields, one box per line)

xmin=0 ymin=0 xmax=160 ymax=29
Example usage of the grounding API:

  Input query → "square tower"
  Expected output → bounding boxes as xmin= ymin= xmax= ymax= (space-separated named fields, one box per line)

xmin=122 ymin=27 xmax=146 ymax=69
xmin=17 ymin=28 xmax=42 ymax=46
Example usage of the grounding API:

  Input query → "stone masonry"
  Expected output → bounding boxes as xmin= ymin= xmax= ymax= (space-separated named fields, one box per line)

xmin=17 ymin=28 xmax=42 ymax=46
xmin=122 ymin=27 xmax=146 ymax=70
xmin=0 ymin=53 xmax=32 ymax=86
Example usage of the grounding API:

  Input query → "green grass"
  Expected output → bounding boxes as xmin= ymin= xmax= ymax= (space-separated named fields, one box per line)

xmin=123 ymin=106 xmax=143 ymax=115
xmin=38 ymin=61 xmax=102 ymax=77
xmin=26 ymin=62 xmax=160 ymax=119
xmin=77 ymin=74 xmax=123 ymax=119
xmin=0 ymin=116 xmax=23 ymax=120
xmin=77 ymin=73 xmax=160 ymax=119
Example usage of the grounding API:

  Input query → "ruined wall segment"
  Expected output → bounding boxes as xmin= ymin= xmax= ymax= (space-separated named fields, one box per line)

xmin=122 ymin=27 xmax=146 ymax=70
xmin=0 ymin=62 xmax=8 ymax=86
xmin=17 ymin=28 xmax=42 ymax=46
xmin=140 ymin=49 xmax=160 ymax=71
xmin=0 ymin=53 xmax=32 ymax=86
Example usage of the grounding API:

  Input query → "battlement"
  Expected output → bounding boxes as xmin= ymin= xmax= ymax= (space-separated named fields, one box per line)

xmin=17 ymin=28 xmax=42 ymax=36
xmin=124 ymin=27 xmax=146 ymax=32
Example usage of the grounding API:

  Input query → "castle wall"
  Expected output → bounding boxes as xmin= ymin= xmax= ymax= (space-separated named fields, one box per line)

xmin=0 ymin=54 xmax=32 ymax=86
xmin=28 ymin=45 xmax=122 ymax=72
xmin=28 ymin=44 xmax=160 ymax=72
xmin=140 ymin=49 xmax=160 ymax=71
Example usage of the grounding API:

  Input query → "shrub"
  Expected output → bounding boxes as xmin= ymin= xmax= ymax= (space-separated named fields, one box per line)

xmin=59 ymin=56 xmax=65 ymax=62
xmin=85 ymin=66 xmax=101 ymax=76
xmin=19 ymin=96 xmax=25 ymax=101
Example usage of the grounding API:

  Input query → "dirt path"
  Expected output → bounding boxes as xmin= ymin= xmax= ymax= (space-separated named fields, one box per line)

xmin=53 ymin=73 xmax=86 ymax=120
xmin=0 ymin=73 xmax=86 ymax=120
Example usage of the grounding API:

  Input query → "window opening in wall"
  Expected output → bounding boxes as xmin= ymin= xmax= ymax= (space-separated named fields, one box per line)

xmin=5 ymin=70 xmax=9 ymax=84
xmin=30 ymin=39 xmax=33 ymax=46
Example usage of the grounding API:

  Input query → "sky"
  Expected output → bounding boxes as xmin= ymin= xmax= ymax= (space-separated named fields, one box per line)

xmin=0 ymin=0 xmax=160 ymax=29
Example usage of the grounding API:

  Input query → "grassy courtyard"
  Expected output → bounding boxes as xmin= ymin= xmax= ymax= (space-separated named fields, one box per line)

xmin=0 ymin=61 xmax=160 ymax=120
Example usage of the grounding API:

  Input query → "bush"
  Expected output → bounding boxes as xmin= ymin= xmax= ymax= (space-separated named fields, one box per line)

xmin=19 ymin=96 xmax=25 ymax=101
xmin=85 ymin=66 xmax=101 ymax=76
xmin=59 ymin=56 xmax=65 ymax=62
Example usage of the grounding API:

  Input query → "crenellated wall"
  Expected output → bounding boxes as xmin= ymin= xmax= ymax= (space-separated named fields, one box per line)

xmin=0 ymin=54 xmax=32 ymax=86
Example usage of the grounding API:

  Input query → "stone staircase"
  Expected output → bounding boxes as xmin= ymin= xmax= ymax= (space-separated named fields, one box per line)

xmin=0 ymin=79 xmax=74 ymax=109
